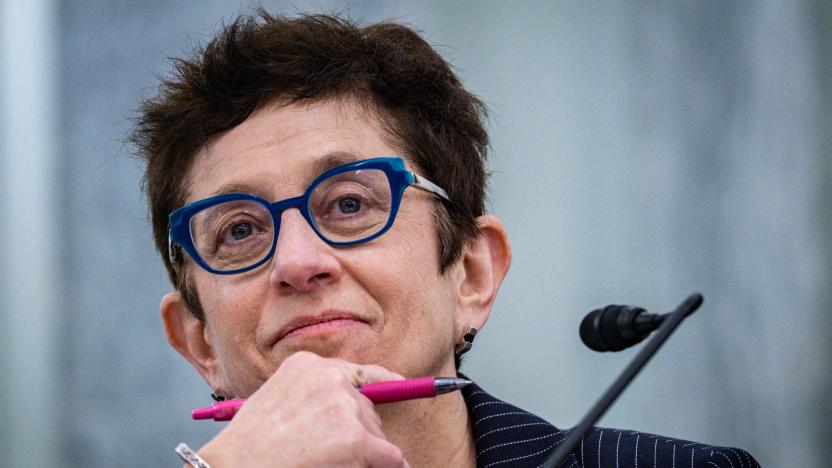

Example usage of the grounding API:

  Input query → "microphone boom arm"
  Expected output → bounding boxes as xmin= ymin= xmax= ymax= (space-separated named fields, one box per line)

xmin=542 ymin=293 xmax=704 ymax=467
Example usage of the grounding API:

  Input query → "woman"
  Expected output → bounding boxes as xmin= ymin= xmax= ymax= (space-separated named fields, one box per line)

xmin=134 ymin=11 xmax=757 ymax=468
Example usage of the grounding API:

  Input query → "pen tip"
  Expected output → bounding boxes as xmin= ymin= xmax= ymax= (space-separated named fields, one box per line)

xmin=192 ymin=407 xmax=213 ymax=420
xmin=456 ymin=378 xmax=472 ymax=389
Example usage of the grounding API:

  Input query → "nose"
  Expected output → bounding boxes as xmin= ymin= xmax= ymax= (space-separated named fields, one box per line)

xmin=268 ymin=209 xmax=342 ymax=294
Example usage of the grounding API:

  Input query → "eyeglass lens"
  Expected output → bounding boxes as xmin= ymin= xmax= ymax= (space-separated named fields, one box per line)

xmin=188 ymin=168 xmax=393 ymax=271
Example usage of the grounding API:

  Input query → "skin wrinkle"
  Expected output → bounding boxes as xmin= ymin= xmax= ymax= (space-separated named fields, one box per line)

xmin=187 ymin=99 xmax=395 ymax=200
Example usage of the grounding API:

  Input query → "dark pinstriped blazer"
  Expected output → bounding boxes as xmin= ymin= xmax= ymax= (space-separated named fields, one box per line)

xmin=462 ymin=380 xmax=760 ymax=468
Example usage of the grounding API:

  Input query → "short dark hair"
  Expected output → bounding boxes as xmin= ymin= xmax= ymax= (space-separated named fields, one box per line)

xmin=133 ymin=11 xmax=489 ymax=337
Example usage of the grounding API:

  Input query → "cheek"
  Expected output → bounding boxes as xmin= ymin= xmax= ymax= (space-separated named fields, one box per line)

xmin=359 ymin=208 xmax=441 ymax=305
xmin=199 ymin=278 xmax=258 ymax=321
xmin=351 ymin=208 xmax=459 ymax=365
xmin=193 ymin=272 xmax=267 ymax=349
xmin=195 ymin=273 xmax=274 ymax=393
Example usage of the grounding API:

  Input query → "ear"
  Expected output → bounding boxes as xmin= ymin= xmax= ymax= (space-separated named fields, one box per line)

xmin=454 ymin=215 xmax=512 ymax=337
xmin=160 ymin=291 xmax=224 ymax=391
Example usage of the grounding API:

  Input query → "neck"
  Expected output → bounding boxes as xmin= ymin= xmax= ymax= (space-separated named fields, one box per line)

xmin=377 ymin=387 xmax=476 ymax=468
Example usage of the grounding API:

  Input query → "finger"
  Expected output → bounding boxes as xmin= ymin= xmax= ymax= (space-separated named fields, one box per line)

xmin=276 ymin=353 xmax=404 ymax=387
xmin=345 ymin=362 xmax=405 ymax=387
xmin=353 ymin=390 xmax=384 ymax=437
xmin=363 ymin=435 xmax=407 ymax=468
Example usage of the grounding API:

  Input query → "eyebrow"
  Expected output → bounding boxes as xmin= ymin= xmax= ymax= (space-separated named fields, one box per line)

xmin=207 ymin=151 xmax=365 ymax=200
xmin=308 ymin=151 xmax=363 ymax=180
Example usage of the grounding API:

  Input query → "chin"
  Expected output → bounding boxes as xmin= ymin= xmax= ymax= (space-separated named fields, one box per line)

xmin=275 ymin=336 xmax=381 ymax=365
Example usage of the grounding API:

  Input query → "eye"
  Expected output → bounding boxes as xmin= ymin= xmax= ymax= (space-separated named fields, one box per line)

xmin=229 ymin=222 xmax=253 ymax=240
xmin=215 ymin=216 xmax=265 ymax=248
xmin=338 ymin=197 xmax=362 ymax=214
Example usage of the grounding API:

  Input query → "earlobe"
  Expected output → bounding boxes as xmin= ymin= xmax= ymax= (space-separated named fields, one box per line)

xmin=160 ymin=291 xmax=223 ymax=390
xmin=455 ymin=215 xmax=512 ymax=334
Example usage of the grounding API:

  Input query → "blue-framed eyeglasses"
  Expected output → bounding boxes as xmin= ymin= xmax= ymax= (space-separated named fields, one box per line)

xmin=167 ymin=157 xmax=451 ymax=275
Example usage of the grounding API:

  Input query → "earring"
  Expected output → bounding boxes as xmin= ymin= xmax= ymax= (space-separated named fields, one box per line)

xmin=210 ymin=391 xmax=227 ymax=402
xmin=455 ymin=327 xmax=478 ymax=355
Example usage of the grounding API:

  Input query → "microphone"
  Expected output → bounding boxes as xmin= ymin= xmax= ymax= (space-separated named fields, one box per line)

xmin=580 ymin=304 xmax=671 ymax=352
xmin=541 ymin=293 xmax=703 ymax=467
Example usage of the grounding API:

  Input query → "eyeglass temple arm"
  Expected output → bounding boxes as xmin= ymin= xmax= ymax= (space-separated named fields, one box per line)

xmin=410 ymin=173 xmax=451 ymax=202
xmin=167 ymin=228 xmax=181 ymax=270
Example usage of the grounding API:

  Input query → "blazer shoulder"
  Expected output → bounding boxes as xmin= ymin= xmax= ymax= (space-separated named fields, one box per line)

xmin=572 ymin=427 xmax=760 ymax=468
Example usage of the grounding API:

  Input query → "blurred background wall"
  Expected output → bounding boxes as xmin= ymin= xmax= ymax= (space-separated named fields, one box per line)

xmin=1 ymin=1 xmax=829 ymax=466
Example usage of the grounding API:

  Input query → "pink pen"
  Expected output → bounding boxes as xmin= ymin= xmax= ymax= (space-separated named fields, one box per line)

xmin=191 ymin=376 xmax=471 ymax=421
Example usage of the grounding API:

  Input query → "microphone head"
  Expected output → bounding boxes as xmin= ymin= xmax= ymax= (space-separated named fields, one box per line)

xmin=580 ymin=304 xmax=649 ymax=352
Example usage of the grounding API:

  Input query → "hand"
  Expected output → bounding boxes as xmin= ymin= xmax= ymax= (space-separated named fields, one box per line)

xmin=196 ymin=351 xmax=410 ymax=468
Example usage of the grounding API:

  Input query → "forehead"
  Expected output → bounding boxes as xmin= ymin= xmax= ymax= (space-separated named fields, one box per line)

xmin=184 ymin=99 xmax=404 ymax=202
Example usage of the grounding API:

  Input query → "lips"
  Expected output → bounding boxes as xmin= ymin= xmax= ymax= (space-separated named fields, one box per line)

xmin=272 ymin=312 xmax=368 ymax=344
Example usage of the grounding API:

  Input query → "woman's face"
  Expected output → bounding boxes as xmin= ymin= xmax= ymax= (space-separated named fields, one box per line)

xmin=181 ymin=99 xmax=465 ymax=397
